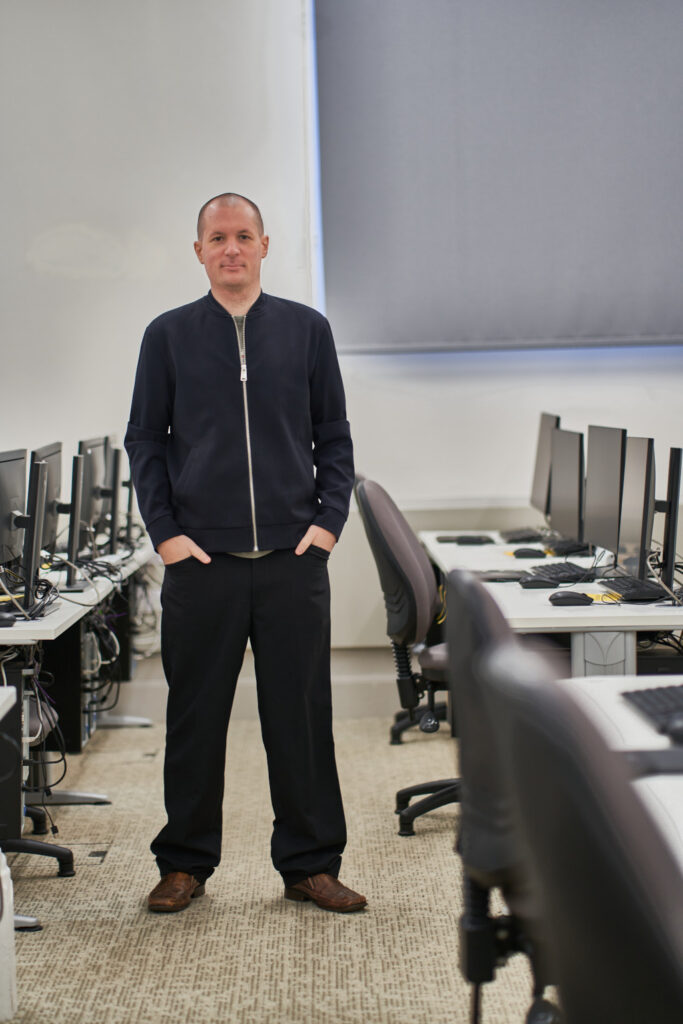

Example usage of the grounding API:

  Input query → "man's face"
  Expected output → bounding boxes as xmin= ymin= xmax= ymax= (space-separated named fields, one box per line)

xmin=194 ymin=201 xmax=269 ymax=294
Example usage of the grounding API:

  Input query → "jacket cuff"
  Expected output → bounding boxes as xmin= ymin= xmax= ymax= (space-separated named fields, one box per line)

xmin=147 ymin=515 xmax=183 ymax=550
xmin=313 ymin=507 xmax=347 ymax=540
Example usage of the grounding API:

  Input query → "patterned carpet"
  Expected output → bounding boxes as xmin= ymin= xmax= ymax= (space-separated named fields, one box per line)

xmin=8 ymin=715 xmax=535 ymax=1024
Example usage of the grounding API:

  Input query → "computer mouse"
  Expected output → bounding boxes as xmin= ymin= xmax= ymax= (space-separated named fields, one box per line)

xmin=513 ymin=548 xmax=546 ymax=559
xmin=0 ymin=612 xmax=16 ymax=627
xmin=548 ymin=591 xmax=594 ymax=606
xmin=519 ymin=576 xmax=557 ymax=589
xmin=663 ymin=712 xmax=683 ymax=746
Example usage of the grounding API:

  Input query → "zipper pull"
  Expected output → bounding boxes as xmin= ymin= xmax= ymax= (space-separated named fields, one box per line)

xmin=240 ymin=362 xmax=247 ymax=383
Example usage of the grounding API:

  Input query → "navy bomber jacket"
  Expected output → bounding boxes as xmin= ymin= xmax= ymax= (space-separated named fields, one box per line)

xmin=124 ymin=290 xmax=354 ymax=553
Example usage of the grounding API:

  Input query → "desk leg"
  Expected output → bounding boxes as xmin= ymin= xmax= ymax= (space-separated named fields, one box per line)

xmin=571 ymin=631 xmax=637 ymax=676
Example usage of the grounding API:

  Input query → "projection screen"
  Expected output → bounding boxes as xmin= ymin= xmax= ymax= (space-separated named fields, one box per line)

xmin=315 ymin=0 xmax=683 ymax=354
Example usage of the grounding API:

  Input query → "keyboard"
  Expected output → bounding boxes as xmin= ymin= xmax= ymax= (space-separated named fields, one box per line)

xmin=547 ymin=539 xmax=592 ymax=557
xmin=530 ymin=562 xmax=596 ymax=584
xmin=436 ymin=534 xmax=495 ymax=545
xmin=621 ymin=684 xmax=683 ymax=737
xmin=599 ymin=576 xmax=668 ymax=603
xmin=498 ymin=528 xmax=545 ymax=543
xmin=475 ymin=569 xmax=528 ymax=582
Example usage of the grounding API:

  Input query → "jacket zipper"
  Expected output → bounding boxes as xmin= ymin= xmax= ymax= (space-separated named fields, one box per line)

xmin=233 ymin=315 xmax=259 ymax=551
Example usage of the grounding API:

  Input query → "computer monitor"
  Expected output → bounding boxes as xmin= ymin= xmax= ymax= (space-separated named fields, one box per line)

xmin=582 ymin=425 xmax=627 ymax=557
xmin=618 ymin=437 xmax=656 ymax=580
xmin=64 ymin=454 xmax=86 ymax=590
xmin=30 ymin=441 xmax=62 ymax=557
xmin=530 ymin=412 xmax=561 ymax=516
xmin=78 ymin=437 xmax=107 ymax=550
xmin=19 ymin=460 xmax=48 ymax=610
xmin=0 ymin=449 xmax=27 ymax=567
xmin=659 ymin=447 xmax=681 ymax=591
xmin=98 ymin=438 xmax=122 ymax=554
xmin=548 ymin=428 xmax=585 ymax=543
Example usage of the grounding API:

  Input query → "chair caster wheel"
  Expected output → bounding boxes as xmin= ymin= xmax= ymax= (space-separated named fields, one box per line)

xmin=419 ymin=712 xmax=439 ymax=733
xmin=526 ymin=997 xmax=562 ymax=1024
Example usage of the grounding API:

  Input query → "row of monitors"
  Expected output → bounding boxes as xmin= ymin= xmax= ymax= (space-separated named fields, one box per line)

xmin=0 ymin=438 xmax=126 ymax=606
xmin=530 ymin=413 xmax=681 ymax=585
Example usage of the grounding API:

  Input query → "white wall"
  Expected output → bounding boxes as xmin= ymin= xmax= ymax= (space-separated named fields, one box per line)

xmin=343 ymin=345 xmax=683 ymax=509
xmin=1 ymin=0 xmax=318 ymax=458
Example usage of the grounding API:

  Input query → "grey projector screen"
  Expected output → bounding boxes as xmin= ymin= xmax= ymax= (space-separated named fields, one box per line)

xmin=315 ymin=0 xmax=683 ymax=354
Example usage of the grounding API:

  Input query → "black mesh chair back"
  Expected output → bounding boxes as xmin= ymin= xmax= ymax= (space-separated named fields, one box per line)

xmin=355 ymin=478 xmax=439 ymax=647
xmin=446 ymin=570 xmax=518 ymax=885
xmin=483 ymin=641 xmax=683 ymax=1024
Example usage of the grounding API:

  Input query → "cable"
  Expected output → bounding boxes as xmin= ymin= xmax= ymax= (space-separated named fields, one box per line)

xmin=0 ymin=570 xmax=31 ymax=619
xmin=646 ymin=553 xmax=683 ymax=606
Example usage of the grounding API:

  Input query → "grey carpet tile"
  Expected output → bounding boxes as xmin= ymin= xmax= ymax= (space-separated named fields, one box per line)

xmin=8 ymin=719 xmax=535 ymax=1024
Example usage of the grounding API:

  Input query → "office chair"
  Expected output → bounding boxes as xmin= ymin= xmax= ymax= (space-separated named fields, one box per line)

xmin=483 ymin=641 xmax=683 ymax=1024
xmin=354 ymin=474 xmax=449 ymax=745
xmin=355 ymin=477 xmax=460 ymax=835
xmin=0 ymin=671 xmax=74 ymax=890
xmin=446 ymin=570 xmax=560 ymax=1024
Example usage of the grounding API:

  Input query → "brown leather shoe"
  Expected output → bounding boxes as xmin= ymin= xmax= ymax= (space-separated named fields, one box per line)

xmin=284 ymin=873 xmax=367 ymax=913
xmin=147 ymin=871 xmax=205 ymax=913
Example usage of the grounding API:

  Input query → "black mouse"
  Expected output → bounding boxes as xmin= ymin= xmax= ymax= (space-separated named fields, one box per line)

xmin=548 ymin=591 xmax=594 ymax=606
xmin=513 ymin=547 xmax=546 ymax=559
xmin=0 ymin=612 xmax=16 ymax=627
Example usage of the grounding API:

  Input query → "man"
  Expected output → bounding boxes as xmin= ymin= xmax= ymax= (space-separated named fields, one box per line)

xmin=124 ymin=193 xmax=365 ymax=914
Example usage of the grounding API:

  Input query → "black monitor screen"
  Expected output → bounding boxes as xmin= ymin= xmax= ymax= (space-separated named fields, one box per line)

xmin=530 ymin=412 xmax=561 ymax=515
xmin=549 ymin=428 xmax=584 ymax=542
xmin=0 ymin=449 xmax=27 ymax=565
xmin=618 ymin=436 xmax=656 ymax=580
xmin=582 ymin=425 xmax=626 ymax=556
xmin=99 ymin=437 xmax=115 ymax=526
xmin=31 ymin=442 xmax=62 ymax=555
xmin=78 ymin=437 xmax=106 ymax=545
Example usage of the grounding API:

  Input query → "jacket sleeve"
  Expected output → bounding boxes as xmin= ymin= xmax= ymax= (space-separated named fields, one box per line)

xmin=309 ymin=319 xmax=354 ymax=539
xmin=123 ymin=325 xmax=182 ymax=549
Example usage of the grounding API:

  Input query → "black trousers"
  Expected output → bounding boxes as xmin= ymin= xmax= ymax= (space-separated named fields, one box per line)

xmin=151 ymin=548 xmax=347 ymax=886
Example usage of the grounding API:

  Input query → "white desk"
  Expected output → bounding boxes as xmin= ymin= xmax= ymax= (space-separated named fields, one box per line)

xmin=420 ymin=531 xmax=683 ymax=676
xmin=0 ymin=541 xmax=154 ymax=644
xmin=562 ymin=674 xmax=683 ymax=875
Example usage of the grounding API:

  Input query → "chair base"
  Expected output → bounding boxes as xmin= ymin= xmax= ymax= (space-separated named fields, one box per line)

xmin=1 ymin=838 xmax=75 ymax=877
xmin=390 ymin=702 xmax=448 ymax=744
xmin=395 ymin=778 xmax=461 ymax=835
xmin=14 ymin=914 xmax=42 ymax=932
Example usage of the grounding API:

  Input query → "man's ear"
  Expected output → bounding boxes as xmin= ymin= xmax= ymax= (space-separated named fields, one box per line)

xmin=194 ymin=240 xmax=204 ymax=264
xmin=261 ymin=235 xmax=269 ymax=259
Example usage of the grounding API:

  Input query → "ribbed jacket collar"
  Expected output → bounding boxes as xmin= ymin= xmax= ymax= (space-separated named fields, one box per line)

xmin=203 ymin=290 xmax=268 ymax=319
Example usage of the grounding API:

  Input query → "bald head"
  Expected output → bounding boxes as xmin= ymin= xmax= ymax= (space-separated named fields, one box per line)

xmin=197 ymin=193 xmax=264 ymax=239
